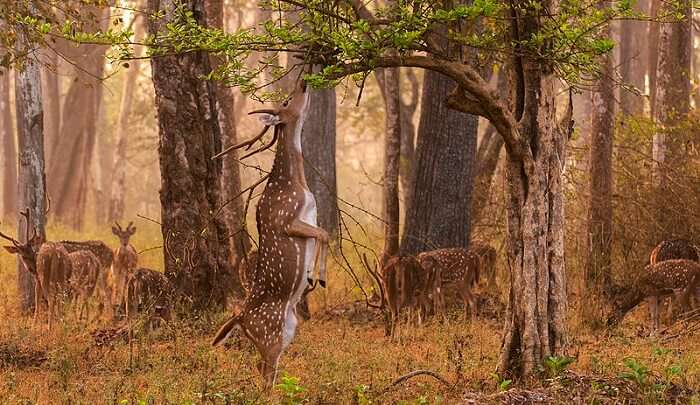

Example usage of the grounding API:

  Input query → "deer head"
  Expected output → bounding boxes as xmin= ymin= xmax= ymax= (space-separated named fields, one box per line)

xmin=112 ymin=221 xmax=136 ymax=247
xmin=1 ymin=208 xmax=44 ymax=274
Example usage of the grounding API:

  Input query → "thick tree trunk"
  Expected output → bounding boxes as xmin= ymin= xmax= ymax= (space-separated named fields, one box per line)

xmin=382 ymin=67 xmax=402 ymax=263
xmin=47 ymin=7 xmax=109 ymax=229
xmin=619 ymin=0 xmax=649 ymax=116
xmin=109 ymin=15 xmax=145 ymax=223
xmin=148 ymin=0 xmax=238 ymax=308
xmin=497 ymin=0 xmax=568 ymax=378
xmin=399 ymin=68 xmax=419 ymax=201
xmin=14 ymin=17 xmax=48 ymax=312
xmin=1 ymin=70 xmax=17 ymax=218
xmin=302 ymin=88 xmax=339 ymax=237
xmin=400 ymin=70 xmax=477 ymax=254
xmin=204 ymin=0 xmax=250 ymax=264
xmin=583 ymin=16 xmax=615 ymax=323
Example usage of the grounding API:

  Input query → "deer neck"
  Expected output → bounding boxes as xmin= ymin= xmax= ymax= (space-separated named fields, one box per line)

xmin=270 ymin=124 xmax=308 ymax=189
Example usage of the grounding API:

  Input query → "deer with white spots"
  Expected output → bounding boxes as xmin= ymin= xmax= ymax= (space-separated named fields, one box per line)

xmin=110 ymin=222 xmax=138 ymax=319
xmin=211 ymin=81 xmax=328 ymax=388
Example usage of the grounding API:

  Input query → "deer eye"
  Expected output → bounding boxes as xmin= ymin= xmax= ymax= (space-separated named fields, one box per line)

xmin=282 ymin=100 xmax=289 ymax=107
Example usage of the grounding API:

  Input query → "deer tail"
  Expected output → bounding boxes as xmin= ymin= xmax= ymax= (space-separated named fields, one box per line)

xmin=212 ymin=314 xmax=243 ymax=347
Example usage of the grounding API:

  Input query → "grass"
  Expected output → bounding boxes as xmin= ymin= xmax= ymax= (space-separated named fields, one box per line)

xmin=1 ymin=224 xmax=699 ymax=403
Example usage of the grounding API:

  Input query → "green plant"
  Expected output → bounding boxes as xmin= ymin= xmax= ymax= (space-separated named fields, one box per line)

xmin=491 ymin=372 xmax=512 ymax=392
xmin=353 ymin=384 xmax=371 ymax=405
xmin=276 ymin=373 xmax=307 ymax=405
xmin=544 ymin=355 xmax=575 ymax=378
xmin=619 ymin=358 xmax=650 ymax=387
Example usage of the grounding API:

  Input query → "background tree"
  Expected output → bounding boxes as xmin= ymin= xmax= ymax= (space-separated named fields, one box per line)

xmin=147 ymin=0 xmax=238 ymax=308
xmin=619 ymin=0 xmax=648 ymax=116
xmin=1 ymin=70 xmax=17 ymax=218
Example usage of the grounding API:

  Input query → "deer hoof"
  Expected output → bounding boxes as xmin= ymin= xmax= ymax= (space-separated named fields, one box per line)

xmin=307 ymin=277 xmax=314 ymax=286
xmin=319 ymin=280 xmax=326 ymax=288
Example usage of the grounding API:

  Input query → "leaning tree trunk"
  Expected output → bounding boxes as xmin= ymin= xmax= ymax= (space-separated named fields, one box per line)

xmin=14 ymin=16 xmax=48 ymax=312
xmin=302 ymin=87 xmax=339 ymax=237
xmin=1 ymin=70 xmax=17 ymax=218
xmin=204 ymin=0 xmax=250 ymax=264
xmin=496 ymin=0 xmax=569 ymax=378
xmin=400 ymin=70 xmax=477 ymax=254
xmin=148 ymin=0 xmax=238 ymax=309
xmin=583 ymin=13 xmax=615 ymax=324
xmin=381 ymin=66 xmax=402 ymax=264
xmin=619 ymin=0 xmax=649 ymax=116
xmin=109 ymin=14 xmax=145 ymax=223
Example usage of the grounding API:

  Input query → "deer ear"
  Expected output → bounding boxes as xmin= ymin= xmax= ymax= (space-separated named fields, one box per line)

xmin=129 ymin=227 xmax=136 ymax=236
xmin=3 ymin=246 xmax=19 ymax=254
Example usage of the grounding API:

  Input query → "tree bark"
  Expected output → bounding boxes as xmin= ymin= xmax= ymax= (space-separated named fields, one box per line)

xmin=648 ymin=0 xmax=661 ymax=118
xmin=619 ymin=0 xmax=649 ymax=116
xmin=1 ymin=70 xmax=17 ymax=218
xmin=14 ymin=13 xmax=48 ymax=312
xmin=204 ymin=0 xmax=250 ymax=265
xmin=148 ymin=0 xmax=239 ymax=308
xmin=109 ymin=15 xmax=145 ymax=223
xmin=47 ymin=6 xmax=109 ymax=229
xmin=399 ymin=70 xmax=477 ymax=254
xmin=399 ymin=68 xmax=419 ymax=201
xmin=583 ymin=13 xmax=615 ymax=324
xmin=381 ymin=66 xmax=402 ymax=263
xmin=41 ymin=50 xmax=60 ymax=161
xmin=302 ymin=87 xmax=339 ymax=237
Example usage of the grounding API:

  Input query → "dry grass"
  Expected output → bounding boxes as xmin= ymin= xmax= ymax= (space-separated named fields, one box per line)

xmin=1 ymin=224 xmax=699 ymax=404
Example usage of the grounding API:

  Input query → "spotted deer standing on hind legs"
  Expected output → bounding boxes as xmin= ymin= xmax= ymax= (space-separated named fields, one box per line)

xmin=211 ymin=81 xmax=329 ymax=388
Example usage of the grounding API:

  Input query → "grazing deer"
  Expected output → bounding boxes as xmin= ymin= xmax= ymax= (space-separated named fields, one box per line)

xmin=382 ymin=255 xmax=435 ymax=338
xmin=211 ymin=81 xmax=329 ymax=388
xmin=469 ymin=241 xmax=497 ymax=288
xmin=648 ymin=239 xmax=700 ymax=323
xmin=110 ymin=222 xmax=138 ymax=318
xmin=125 ymin=267 xmax=171 ymax=329
xmin=67 ymin=250 xmax=102 ymax=322
xmin=417 ymin=248 xmax=480 ymax=321
xmin=607 ymin=259 xmax=700 ymax=332
xmin=34 ymin=242 xmax=74 ymax=329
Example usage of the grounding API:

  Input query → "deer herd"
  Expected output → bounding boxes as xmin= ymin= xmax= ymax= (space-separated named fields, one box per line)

xmin=3 ymin=80 xmax=700 ymax=388
xmin=1 ymin=211 xmax=169 ymax=330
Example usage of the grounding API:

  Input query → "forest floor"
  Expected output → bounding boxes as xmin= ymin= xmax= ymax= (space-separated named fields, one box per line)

xmin=1 ymin=226 xmax=699 ymax=404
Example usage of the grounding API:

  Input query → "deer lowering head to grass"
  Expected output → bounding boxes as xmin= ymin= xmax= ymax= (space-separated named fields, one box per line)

xmin=417 ymin=248 xmax=480 ymax=321
xmin=58 ymin=240 xmax=114 ymax=320
xmin=67 ymin=250 xmax=102 ymax=322
xmin=125 ymin=267 xmax=171 ymax=330
xmin=110 ymin=221 xmax=138 ymax=318
xmin=211 ymin=81 xmax=329 ymax=388
xmin=607 ymin=259 xmax=700 ymax=332
xmin=469 ymin=241 xmax=497 ymax=288
xmin=382 ymin=255 xmax=436 ymax=338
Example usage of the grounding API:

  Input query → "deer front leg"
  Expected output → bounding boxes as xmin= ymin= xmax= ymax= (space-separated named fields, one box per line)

xmin=648 ymin=296 xmax=659 ymax=334
xmin=285 ymin=219 xmax=329 ymax=286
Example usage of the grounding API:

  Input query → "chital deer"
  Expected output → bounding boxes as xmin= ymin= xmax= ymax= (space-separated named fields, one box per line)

xmin=125 ymin=267 xmax=171 ymax=329
xmin=34 ymin=242 xmax=74 ymax=329
xmin=58 ymin=240 xmax=114 ymax=320
xmin=417 ymin=248 xmax=480 ymax=321
xmin=608 ymin=259 xmax=700 ymax=332
xmin=110 ymin=222 xmax=138 ymax=319
xmin=67 ymin=250 xmax=102 ymax=321
xmin=382 ymin=255 xmax=435 ymax=338
xmin=469 ymin=241 xmax=497 ymax=288
xmin=648 ymin=239 xmax=700 ymax=324
xmin=211 ymin=81 xmax=328 ymax=388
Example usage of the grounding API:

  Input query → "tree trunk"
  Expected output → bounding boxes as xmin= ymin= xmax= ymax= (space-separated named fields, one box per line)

xmin=399 ymin=68 xmax=419 ymax=201
xmin=648 ymin=0 xmax=661 ymax=118
xmin=14 ymin=15 xmax=48 ymax=312
xmin=41 ymin=50 xmax=60 ymax=161
xmin=583 ymin=14 xmax=615 ymax=324
xmin=400 ymin=70 xmax=477 ymax=254
xmin=109 ymin=15 xmax=145 ymax=223
xmin=1 ymin=70 xmax=17 ymax=218
xmin=619 ymin=0 xmax=649 ymax=116
xmin=204 ymin=0 xmax=250 ymax=264
xmin=497 ymin=0 xmax=568 ymax=378
xmin=47 ymin=6 xmax=109 ymax=229
xmin=302 ymin=88 xmax=339 ymax=237
xmin=381 ymin=67 xmax=402 ymax=263
xmin=148 ymin=0 xmax=238 ymax=308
